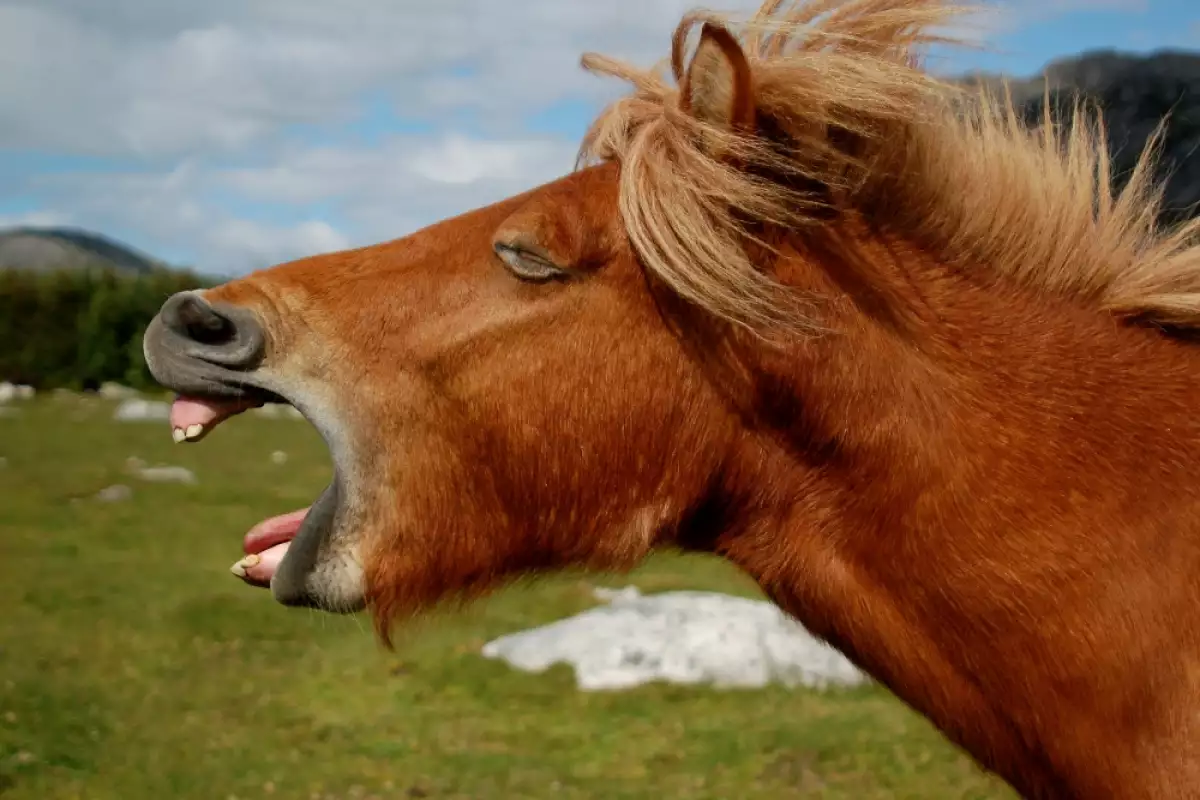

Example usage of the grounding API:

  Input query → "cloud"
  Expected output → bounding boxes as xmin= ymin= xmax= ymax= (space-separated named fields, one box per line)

xmin=0 ymin=210 xmax=74 ymax=229
xmin=0 ymin=0 xmax=707 ymax=159
xmin=28 ymin=132 xmax=580 ymax=275
xmin=1 ymin=0 xmax=1177 ymax=276
xmin=205 ymin=219 xmax=350 ymax=273
xmin=217 ymin=134 xmax=576 ymax=204
xmin=0 ymin=0 xmax=709 ymax=274
xmin=968 ymin=0 xmax=1151 ymax=37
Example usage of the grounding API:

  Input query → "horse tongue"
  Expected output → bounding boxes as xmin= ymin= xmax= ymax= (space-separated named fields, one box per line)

xmin=231 ymin=508 xmax=311 ymax=588
xmin=242 ymin=508 xmax=310 ymax=555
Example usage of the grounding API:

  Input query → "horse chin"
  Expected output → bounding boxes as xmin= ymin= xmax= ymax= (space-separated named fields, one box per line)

xmin=242 ymin=386 xmax=368 ymax=614
xmin=268 ymin=474 xmax=367 ymax=614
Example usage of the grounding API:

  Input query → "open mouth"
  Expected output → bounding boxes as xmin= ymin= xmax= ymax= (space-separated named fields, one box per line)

xmin=168 ymin=391 xmax=324 ymax=595
xmin=145 ymin=291 xmax=362 ymax=611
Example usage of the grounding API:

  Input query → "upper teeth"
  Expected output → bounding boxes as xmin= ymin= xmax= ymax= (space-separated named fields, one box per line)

xmin=172 ymin=424 xmax=206 ymax=443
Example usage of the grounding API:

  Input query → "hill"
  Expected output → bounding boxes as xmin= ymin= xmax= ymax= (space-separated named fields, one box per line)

xmin=0 ymin=227 xmax=167 ymax=275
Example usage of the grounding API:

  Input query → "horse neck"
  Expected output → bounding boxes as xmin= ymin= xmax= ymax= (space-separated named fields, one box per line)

xmin=699 ymin=234 xmax=1200 ymax=797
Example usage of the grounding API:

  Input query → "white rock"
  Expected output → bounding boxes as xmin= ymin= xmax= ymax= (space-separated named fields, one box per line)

xmin=113 ymin=399 xmax=171 ymax=422
xmin=592 ymin=586 xmax=642 ymax=603
xmin=270 ymin=450 xmax=288 ymax=465
xmin=481 ymin=586 xmax=867 ymax=692
xmin=97 ymin=382 xmax=138 ymax=400
xmin=134 ymin=465 xmax=196 ymax=484
xmin=95 ymin=484 xmax=133 ymax=502
xmin=0 ymin=382 xmax=33 ymax=403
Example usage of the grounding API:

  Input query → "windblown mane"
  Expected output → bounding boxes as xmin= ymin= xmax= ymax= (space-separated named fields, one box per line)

xmin=578 ymin=0 xmax=1200 ymax=333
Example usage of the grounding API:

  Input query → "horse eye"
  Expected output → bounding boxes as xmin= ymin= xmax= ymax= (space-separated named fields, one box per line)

xmin=494 ymin=243 xmax=566 ymax=283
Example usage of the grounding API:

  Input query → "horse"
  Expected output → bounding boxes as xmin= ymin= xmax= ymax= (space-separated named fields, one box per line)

xmin=141 ymin=0 xmax=1200 ymax=796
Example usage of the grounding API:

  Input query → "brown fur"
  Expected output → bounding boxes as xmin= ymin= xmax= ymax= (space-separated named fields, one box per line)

xmin=188 ymin=0 xmax=1200 ymax=797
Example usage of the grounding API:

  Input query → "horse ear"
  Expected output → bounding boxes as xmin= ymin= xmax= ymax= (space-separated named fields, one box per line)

xmin=677 ymin=21 xmax=755 ymax=135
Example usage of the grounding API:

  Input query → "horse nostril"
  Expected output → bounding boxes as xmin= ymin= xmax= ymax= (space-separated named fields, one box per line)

xmin=157 ymin=291 xmax=266 ymax=370
xmin=172 ymin=294 xmax=235 ymax=346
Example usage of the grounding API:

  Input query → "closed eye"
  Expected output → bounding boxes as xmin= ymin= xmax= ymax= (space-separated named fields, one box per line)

xmin=494 ymin=242 xmax=568 ymax=283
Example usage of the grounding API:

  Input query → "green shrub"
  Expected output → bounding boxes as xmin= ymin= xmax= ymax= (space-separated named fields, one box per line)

xmin=0 ymin=265 xmax=215 ymax=390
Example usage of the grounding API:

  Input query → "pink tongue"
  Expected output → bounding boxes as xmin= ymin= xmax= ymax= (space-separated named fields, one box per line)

xmin=169 ymin=394 xmax=242 ymax=430
xmin=243 ymin=507 xmax=310 ymax=555
xmin=235 ymin=508 xmax=310 ymax=587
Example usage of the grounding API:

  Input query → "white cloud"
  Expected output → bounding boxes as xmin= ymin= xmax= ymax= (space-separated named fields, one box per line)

xmin=216 ymin=134 xmax=576 ymax=204
xmin=206 ymin=219 xmax=350 ymax=273
xmin=0 ymin=0 xmax=711 ymax=273
xmin=0 ymin=210 xmax=74 ymax=229
xmin=405 ymin=135 xmax=559 ymax=185
xmin=961 ymin=0 xmax=1150 ymax=39
xmin=0 ymin=0 xmax=709 ymax=158
xmin=0 ymin=0 xmax=1171 ymax=275
xmin=29 ymin=132 xmax=580 ymax=274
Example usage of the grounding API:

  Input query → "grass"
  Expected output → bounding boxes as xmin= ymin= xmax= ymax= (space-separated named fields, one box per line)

xmin=0 ymin=394 xmax=1013 ymax=799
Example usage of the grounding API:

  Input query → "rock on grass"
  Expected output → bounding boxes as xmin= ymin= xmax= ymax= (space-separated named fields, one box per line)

xmin=481 ymin=586 xmax=867 ymax=692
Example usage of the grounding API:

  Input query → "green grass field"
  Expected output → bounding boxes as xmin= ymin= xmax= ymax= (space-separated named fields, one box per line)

xmin=0 ymin=394 xmax=1013 ymax=799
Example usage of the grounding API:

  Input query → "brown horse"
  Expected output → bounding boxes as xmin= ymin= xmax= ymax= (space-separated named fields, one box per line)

xmin=142 ymin=0 xmax=1200 ymax=796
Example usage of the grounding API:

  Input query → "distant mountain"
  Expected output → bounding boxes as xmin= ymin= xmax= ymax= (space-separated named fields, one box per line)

xmin=0 ymin=227 xmax=168 ymax=275
xmin=955 ymin=49 xmax=1200 ymax=225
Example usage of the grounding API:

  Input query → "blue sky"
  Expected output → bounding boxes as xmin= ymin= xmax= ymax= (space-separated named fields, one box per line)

xmin=0 ymin=0 xmax=1194 ymax=278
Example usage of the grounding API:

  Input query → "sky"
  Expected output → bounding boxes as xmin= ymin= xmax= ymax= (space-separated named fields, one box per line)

xmin=0 ymin=0 xmax=1195 ymax=279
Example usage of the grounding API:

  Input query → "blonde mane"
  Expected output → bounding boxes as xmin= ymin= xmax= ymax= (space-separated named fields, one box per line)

xmin=577 ymin=0 xmax=1200 ymax=333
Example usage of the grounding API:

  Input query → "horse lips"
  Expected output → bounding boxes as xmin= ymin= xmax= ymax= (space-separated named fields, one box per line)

xmin=168 ymin=394 xmax=263 ymax=443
